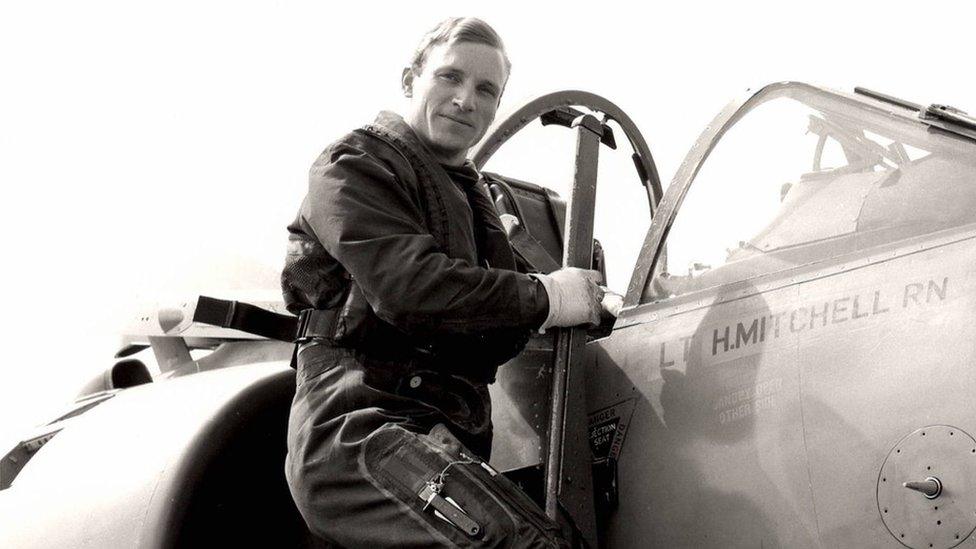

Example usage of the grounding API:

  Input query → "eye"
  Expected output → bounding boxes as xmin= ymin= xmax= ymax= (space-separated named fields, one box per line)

xmin=478 ymin=86 xmax=498 ymax=98
xmin=439 ymin=72 xmax=461 ymax=83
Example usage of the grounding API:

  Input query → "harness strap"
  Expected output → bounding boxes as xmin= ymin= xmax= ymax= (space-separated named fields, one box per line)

xmin=194 ymin=296 xmax=298 ymax=342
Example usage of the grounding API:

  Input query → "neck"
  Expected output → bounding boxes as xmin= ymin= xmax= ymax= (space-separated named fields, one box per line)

xmin=432 ymin=149 xmax=467 ymax=166
xmin=400 ymin=112 xmax=467 ymax=166
xmin=416 ymin=134 xmax=467 ymax=166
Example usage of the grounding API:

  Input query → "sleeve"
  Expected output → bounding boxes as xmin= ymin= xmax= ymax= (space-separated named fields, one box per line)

xmin=301 ymin=140 xmax=548 ymax=336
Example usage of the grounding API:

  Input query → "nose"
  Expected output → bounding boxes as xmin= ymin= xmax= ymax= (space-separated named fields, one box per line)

xmin=452 ymin=86 xmax=475 ymax=112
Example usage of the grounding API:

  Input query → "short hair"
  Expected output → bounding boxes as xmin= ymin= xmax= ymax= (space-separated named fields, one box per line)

xmin=409 ymin=17 xmax=511 ymax=77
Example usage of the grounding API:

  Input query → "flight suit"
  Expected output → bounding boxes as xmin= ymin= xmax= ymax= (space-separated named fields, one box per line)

xmin=282 ymin=112 xmax=568 ymax=547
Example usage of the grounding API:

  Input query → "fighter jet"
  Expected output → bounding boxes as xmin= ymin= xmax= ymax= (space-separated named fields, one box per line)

xmin=2 ymin=82 xmax=974 ymax=548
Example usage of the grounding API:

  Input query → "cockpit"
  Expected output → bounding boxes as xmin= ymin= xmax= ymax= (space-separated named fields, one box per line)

xmin=650 ymin=85 xmax=976 ymax=302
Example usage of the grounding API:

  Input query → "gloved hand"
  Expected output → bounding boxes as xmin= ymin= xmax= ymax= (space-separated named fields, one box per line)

xmin=532 ymin=268 xmax=605 ymax=332
xmin=498 ymin=213 xmax=519 ymax=236
xmin=601 ymin=287 xmax=623 ymax=319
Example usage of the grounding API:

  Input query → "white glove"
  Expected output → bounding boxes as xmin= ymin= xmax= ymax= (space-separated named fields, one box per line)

xmin=532 ymin=268 xmax=605 ymax=332
xmin=601 ymin=287 xmax=623 ymax=318
xmin=499 ymin=213 xmax=519 ymax=236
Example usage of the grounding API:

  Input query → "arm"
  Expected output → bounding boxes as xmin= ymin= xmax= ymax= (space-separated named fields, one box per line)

xmin=301 ymin=139 xmax=547 ymax=336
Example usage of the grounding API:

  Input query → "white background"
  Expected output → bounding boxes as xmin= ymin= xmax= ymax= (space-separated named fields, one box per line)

xmin=1 ymin=1 xmax=974 ymax=448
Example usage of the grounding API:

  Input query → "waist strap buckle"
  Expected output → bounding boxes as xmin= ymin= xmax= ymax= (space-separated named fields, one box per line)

xmin=295 ymin=308 xmax=341 ymax=343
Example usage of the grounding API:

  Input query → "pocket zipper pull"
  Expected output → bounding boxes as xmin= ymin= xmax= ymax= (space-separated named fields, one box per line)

xmin=420 ymin=481 xmax=441 ymax=511
xmin=417 ymin=482 xmax=481 ymax=537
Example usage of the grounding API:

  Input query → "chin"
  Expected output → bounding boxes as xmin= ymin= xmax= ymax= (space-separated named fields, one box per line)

xmin=431 ymin=134 xmax=473 ymax=156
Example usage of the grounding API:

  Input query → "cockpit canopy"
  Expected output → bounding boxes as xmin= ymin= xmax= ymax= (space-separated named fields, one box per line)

xmin=651 ymin=84 xmax=976 ymax=301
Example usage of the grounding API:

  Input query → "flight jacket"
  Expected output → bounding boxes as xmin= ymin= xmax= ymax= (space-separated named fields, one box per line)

xmin=281 ymin=111 xmax=549 ymax=381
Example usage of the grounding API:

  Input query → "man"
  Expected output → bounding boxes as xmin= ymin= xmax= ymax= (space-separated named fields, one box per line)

xmin=282 ymin=17 xmax=604 ymax=547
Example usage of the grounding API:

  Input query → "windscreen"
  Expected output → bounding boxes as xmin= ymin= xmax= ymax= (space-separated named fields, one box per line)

xmin=651 ymin=86 xmax=976 ymax=301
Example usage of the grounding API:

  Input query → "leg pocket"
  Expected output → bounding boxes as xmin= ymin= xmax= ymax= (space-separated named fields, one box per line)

xmin=361 ymin=424 xmax=565 ymax=547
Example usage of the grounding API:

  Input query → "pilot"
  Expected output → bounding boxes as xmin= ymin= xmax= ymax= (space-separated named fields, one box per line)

xmin=281 ymin=17 xmax=604 ymax=547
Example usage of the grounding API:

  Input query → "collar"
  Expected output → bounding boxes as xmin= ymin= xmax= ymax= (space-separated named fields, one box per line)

xmin=372 ymin=111 xmax=480 ymax=176
xmin=440 ymin=161 xmax=481 ymax=190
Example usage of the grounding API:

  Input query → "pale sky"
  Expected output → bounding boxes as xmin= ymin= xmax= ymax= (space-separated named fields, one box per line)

xmin=2 ymin=1 xmax=974 ymax=448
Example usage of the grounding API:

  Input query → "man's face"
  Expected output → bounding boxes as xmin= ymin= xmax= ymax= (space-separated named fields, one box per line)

xmin=402 ymin=40 xmax=507 ymax=165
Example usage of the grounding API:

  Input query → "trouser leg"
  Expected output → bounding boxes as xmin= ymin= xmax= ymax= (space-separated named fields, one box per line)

xmin=286 ymin=344 xmax=570 ymax=547
xmin=291 ymin=421 xmax=570 ymax=548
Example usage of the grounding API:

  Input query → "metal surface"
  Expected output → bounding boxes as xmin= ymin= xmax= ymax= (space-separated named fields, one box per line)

xmin=471 ymin=89 xmax=662 ymax=215
xmin=591 ymin=225 xmax=976 ymax=547
xmin=474 ymin=90 xmax=663 ymax=545
xmin=483 ymin=83 xmax=976 ymax=546
xmin=903 ymin=478 xmax=942 ymax=499
xmin=148 ymin=335 xmax=193 ymax=374
xmin=854 ymin=87 xmax=976 ymax=137
xmin=0 ymin=358 xmax=298 ymax=548
xmin=878 ymin=426 xmax=976 ymax=549
xmin=591 ymin=82 xmax=976 ymax=546
xmin=544 ymin=114 xmax=602 ymax=547
xmin=854 ymin=87 xmax=923 ymax=112
xmin=923 ymin=104 xmax=976 ymax=134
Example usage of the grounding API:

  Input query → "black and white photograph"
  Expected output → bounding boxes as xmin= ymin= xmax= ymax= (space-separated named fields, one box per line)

xmin=3 ymin=2 xmax=976 ymax=547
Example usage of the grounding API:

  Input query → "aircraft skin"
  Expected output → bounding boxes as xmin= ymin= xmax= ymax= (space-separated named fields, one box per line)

xmin=588 ymin=83 xmax=976 ymax=549
xmin=3 ymin=82 xmax=976 ymax=548
xmin=0 ymin=350 xmax=299 ymax=548
xmin=491 ymin=83 xmax=976 ymax=548
xmin=592 ymin=228 xmax=976 ymax=547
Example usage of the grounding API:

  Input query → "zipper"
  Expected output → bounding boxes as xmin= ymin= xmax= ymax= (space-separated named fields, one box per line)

xmin=457 ymin=451 xmax=563 ymax=543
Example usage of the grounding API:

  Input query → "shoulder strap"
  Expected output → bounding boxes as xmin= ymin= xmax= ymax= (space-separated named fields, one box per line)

xmin=360 ymin=124 xmax=455 ymax=256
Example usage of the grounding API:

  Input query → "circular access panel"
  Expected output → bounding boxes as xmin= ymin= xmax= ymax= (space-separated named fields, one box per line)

xmin=878 ymin=425 xmax=976 ymax=549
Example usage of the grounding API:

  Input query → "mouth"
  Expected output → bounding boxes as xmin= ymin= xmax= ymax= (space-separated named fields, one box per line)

xmin=439 ymin=114 xmax=474 ymax=128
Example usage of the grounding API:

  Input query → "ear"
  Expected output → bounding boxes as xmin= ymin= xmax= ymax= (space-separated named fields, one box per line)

xmin=401 ymin=67 xmax=414 ymax=98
